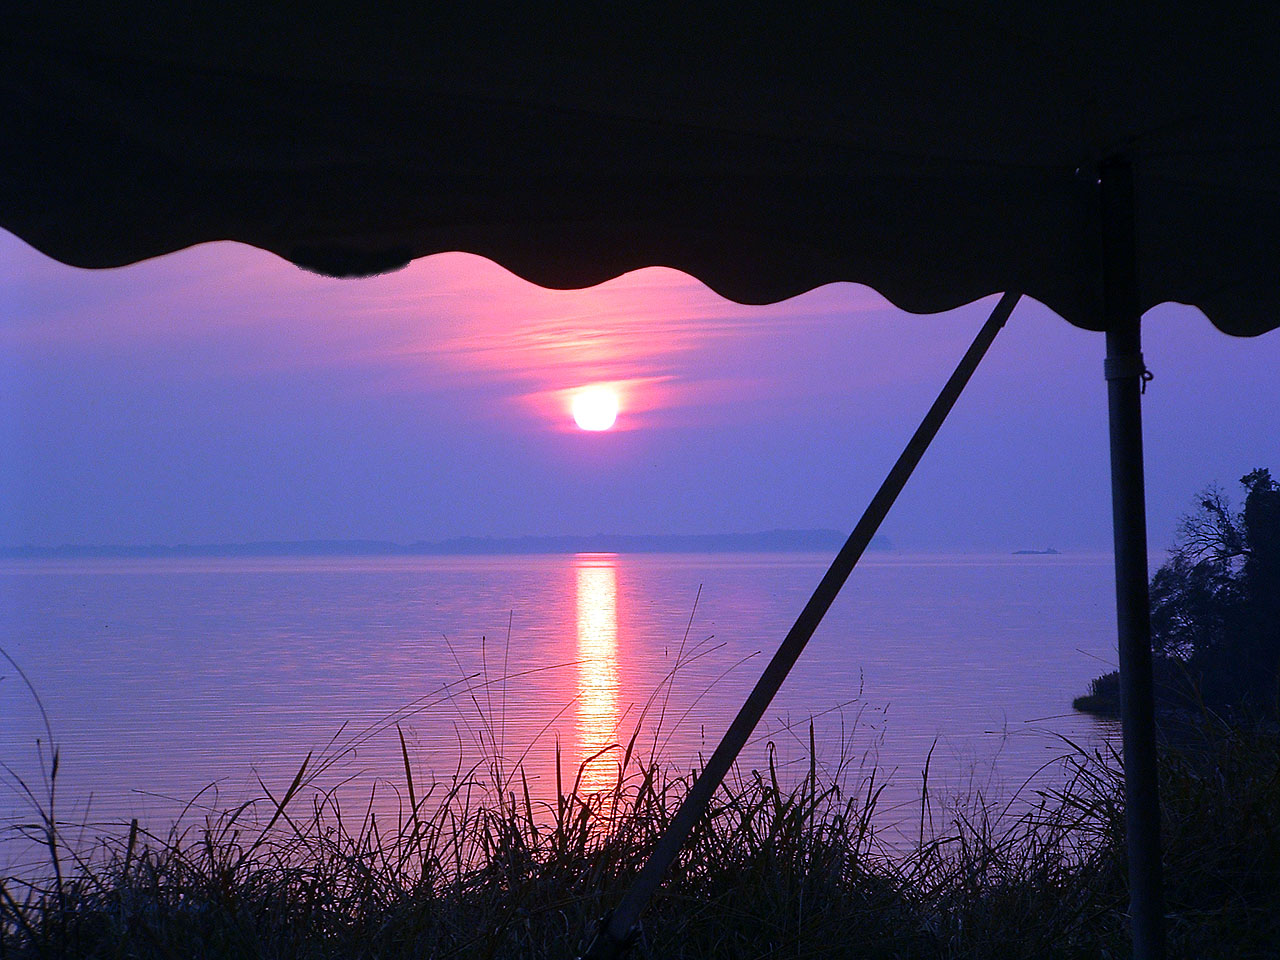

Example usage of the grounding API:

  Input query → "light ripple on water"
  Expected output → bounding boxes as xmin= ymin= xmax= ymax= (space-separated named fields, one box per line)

xmin=0 ymin=552 xmax=1118 ymax=866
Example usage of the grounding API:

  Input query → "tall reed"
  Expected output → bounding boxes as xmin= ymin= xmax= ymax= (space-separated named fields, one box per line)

xmin=3 ymin=654 xmax=1277 ymax=958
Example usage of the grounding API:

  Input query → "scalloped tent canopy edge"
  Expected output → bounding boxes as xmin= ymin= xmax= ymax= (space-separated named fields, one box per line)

xmin=2 ymin=3 xmax=1279 ymax=336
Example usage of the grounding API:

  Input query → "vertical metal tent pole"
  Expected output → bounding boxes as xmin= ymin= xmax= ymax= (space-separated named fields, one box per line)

xmin=1101 ymin=156 xmax=1165 ymax=960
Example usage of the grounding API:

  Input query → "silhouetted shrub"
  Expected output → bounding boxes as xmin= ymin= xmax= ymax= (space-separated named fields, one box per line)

xmin=1079 ymin=468 xmax=1280 ymax=717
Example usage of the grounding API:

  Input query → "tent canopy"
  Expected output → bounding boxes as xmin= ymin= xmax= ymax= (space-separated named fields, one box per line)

xmin=4 ymin=3 xmax=1279 ymax=336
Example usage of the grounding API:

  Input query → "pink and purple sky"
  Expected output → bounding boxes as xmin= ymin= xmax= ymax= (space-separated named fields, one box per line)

xmin=2 ymin=229 xmax=1276 ymax=552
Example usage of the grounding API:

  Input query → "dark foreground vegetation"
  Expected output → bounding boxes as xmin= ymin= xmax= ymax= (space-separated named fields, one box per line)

xmin=1075 ymin=469 xmax=1280 ymax=719
xmin=3 ymin=714 xmax=1278 ymax=960
xmin=6 ymin=473 xmax=1278 ymax=959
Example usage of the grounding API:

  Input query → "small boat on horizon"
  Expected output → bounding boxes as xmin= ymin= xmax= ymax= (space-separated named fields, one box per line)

xmin=1012 ymin=547 xmax=1061 ymax=555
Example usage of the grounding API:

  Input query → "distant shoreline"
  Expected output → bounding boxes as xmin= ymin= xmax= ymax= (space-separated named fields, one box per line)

xmin=0 ymin=530 xmax=892 ymax=559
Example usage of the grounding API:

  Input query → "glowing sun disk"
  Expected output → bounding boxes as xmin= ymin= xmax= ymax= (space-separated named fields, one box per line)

xmin=571 ymin=386 xmax=619 ymax=431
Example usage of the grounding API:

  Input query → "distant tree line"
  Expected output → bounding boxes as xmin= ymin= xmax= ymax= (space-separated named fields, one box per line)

xmin=1076 ymin=469 xmax=1280 ymax=717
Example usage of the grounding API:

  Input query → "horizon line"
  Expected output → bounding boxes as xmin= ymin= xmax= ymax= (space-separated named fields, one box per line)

xmin=1 ymin=529 xmax=900 ymax=559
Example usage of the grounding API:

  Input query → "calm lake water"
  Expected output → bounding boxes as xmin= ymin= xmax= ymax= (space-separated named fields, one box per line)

xmin=1 ymin=552 xmax=1119 ymax=869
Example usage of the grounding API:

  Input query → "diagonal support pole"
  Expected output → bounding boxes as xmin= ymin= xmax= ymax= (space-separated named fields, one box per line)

xmin=580 ymin=290 xmax=1021 ymax=960
xmin=1101 ymin=156 xmax=1165 ymax=960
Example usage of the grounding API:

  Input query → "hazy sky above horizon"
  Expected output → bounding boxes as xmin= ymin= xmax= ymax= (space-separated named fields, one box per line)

xmin=2 ymin=229 xmax=1277 ymax=552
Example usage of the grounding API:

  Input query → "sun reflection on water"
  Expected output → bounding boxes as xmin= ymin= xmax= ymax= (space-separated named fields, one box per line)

xmin=574 ymin=554 xmax=620 ymax=794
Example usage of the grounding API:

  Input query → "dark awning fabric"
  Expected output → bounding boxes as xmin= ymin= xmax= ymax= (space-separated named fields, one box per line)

xmin=3 ymin=4 xmax=1279 ymax=335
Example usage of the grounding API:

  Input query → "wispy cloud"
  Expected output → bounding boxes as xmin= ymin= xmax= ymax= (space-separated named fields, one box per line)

xmin=381 ymin=258 xmax=896 ymax=428
xmin=1 ymin=234 xmax=899 ymax=429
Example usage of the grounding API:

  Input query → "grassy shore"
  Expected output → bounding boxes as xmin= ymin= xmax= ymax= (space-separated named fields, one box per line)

xmin=1071 ymin=658 xmax=1201 ymax=717
xmin=3 ymin=715 xmax=1278 ymax=960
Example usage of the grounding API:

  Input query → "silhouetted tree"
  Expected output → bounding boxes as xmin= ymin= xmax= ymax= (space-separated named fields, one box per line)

xmin=1150 ymin=469 xmax=1280 ymax=712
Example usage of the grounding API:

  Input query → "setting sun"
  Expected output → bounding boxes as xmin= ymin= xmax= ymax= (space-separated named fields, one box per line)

xmin=571 ymin=386 xmax=619 ymax=431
